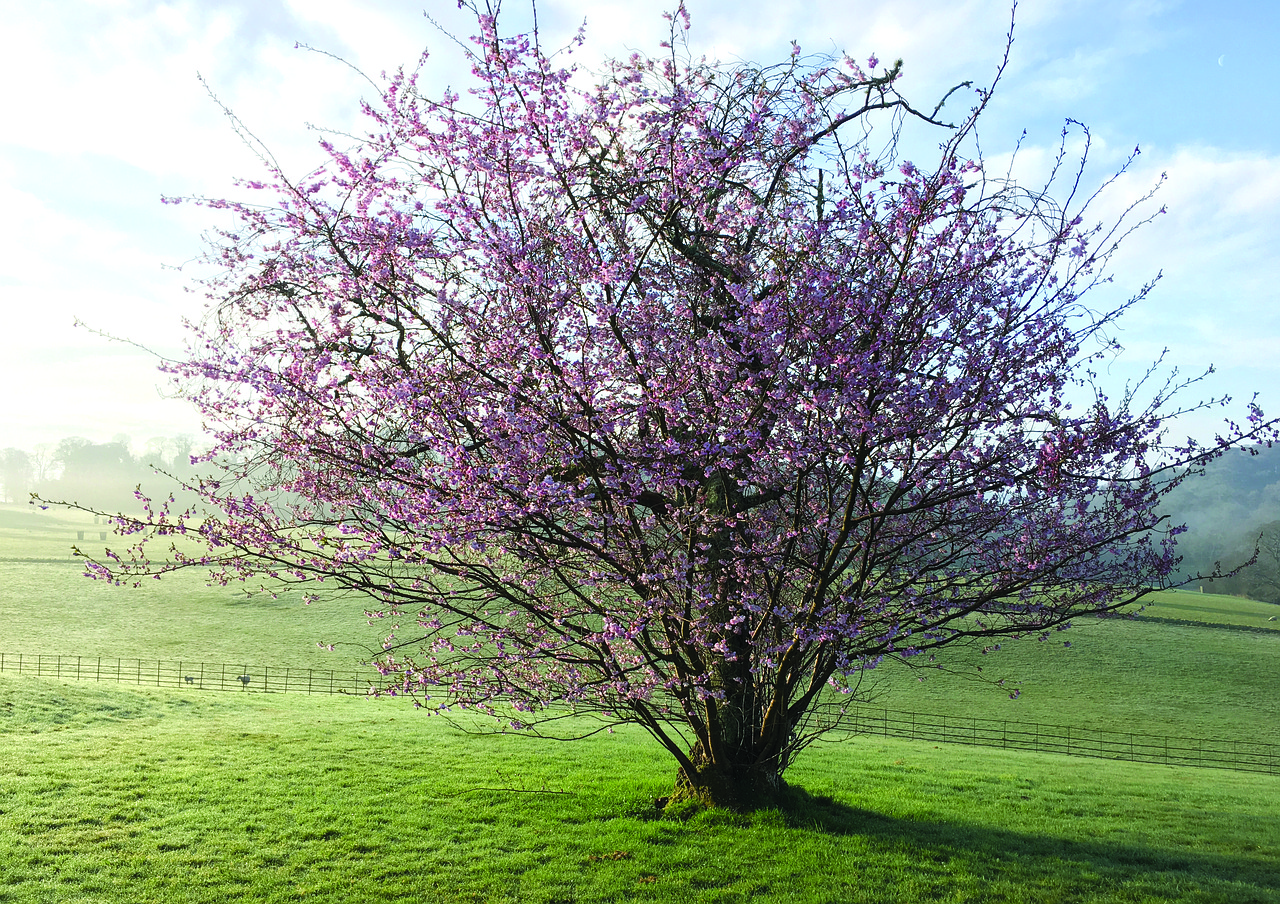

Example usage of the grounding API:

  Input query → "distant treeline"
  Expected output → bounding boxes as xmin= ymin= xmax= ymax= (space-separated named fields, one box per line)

xmin=0 ymin=435 xmax=202 ymax=512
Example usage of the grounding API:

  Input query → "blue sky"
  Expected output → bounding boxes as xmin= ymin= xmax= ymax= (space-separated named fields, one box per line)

xmin=0 ymin=0 xmax=1277 ymax=454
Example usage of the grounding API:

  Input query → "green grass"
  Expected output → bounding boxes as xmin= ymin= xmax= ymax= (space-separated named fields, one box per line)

xmin=2 ymin=674 xmax=1278 ymax=903
xmin=3 ymin=501 xmax=1280 ymax=901
xmin=1140 ymin=588 xmax=1280 ymax=630
xmin=0 ymin=503 xmax=377 ymax=668
xmin=862 ymin=591 xmax=1280 ymax=747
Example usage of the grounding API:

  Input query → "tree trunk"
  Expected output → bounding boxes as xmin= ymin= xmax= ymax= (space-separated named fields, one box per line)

xmin=670 ymin=741 xmax=788 ymax=811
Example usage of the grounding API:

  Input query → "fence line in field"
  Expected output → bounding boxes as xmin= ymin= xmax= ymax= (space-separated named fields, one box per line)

xmin=833 ymin=705 xmax=1278 ymax=775
xmin=2 ymin=651 xmax=1275 ymax=775
xmin=0 ymin=651 xmax=377 ymax=696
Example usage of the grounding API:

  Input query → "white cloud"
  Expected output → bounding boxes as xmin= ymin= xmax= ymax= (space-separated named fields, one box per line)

xmin=1062 ymin=145 xmax=1280 ymax=437
xmin=538 ymin=0 xmax=1017 ymax=88
xmin=1103 ymin=146 xmax=1280 ymax=329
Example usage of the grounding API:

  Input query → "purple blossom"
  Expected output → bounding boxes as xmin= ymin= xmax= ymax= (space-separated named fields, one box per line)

xmin=69 ymin=5 xmax=1278 ymax=808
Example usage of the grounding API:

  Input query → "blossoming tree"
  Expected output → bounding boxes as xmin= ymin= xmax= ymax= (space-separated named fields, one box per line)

xmin=88 ymin=5 xmax=1274 ymax=807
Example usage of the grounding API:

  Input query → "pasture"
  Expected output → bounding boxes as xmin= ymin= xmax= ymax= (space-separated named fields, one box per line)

xmin=0 ymin=504 xmax=373 ymax=666
xmin=2 ymin=501 xmax=1279 ymax=902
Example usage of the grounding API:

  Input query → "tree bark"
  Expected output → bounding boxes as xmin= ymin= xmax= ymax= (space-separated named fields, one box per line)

xmin=670 ymin=740 xmax=788 ymax=811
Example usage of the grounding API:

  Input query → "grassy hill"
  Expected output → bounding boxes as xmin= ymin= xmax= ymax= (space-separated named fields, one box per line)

xmin=867 ymin=590 xmax=1280 ymax=747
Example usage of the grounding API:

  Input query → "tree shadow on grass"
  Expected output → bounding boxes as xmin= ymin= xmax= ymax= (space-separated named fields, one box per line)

xmin=776 ymin=785 xmax=1280 ymax=895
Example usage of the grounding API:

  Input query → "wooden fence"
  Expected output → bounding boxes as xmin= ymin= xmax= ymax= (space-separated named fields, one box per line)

xmin=833 ymin=706 xmax=1278 ymax=775
xmin=0 ymin=652 xmax=377 ymax=696
xmin=3 ymin=651 xmax=1275 ymax=775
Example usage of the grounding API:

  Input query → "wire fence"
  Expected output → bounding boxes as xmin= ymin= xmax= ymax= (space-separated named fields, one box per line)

xmin=2 ymin=651 xmax=1275 ymax=775
xmin=0 ymin=652 xmax=377 ymax=696
xmin=836 ymin=705 xmax=1279 ymax=775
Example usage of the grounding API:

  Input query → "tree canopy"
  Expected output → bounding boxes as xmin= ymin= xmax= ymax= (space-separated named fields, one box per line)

xmin=83 ymin=4 xmax=1275 ymax=808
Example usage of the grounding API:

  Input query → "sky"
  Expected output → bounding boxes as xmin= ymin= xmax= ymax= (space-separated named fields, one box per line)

xmin=0 ymin=0 xmax=1277 ymax=455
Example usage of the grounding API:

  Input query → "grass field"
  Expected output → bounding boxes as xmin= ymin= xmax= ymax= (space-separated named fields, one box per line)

xmin=2 ymin=501 xmax=1279 ymax=901
xmin=0 ymin=504 xmax=376 ymax=668
xmin=869 ymin=591 xmax=1280 ymax=746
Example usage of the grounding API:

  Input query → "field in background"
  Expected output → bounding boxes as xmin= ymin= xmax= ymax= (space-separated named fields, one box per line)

xmin=1140 ymin=588 xmax=1280 ymax=627
xmin=871 ymin=590 xmax=1280 ymax=747
xmin=0 ymin=503 xmax=378 ymax=667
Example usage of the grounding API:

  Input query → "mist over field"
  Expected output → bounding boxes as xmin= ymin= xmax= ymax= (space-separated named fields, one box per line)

xmin=0 ymin=433 xmax=203 ymax=511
